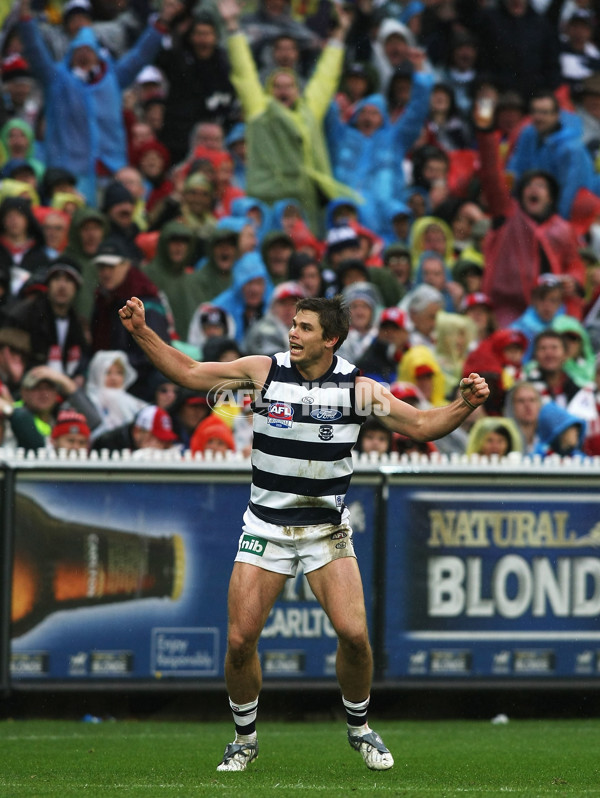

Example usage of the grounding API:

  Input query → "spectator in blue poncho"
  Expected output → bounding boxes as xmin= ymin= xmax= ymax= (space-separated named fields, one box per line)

xmin=212 ymin=251 xmax=274 ymax=344
xmin=17 ymin=0 xmax=180 ymax=206
xmin=326 ymin=49 xmax=433 ymax=239
xmin=230 ymin=196 xmax=272 ymax=243
xmin=510 ymin=274 xmax=567 ymax=363
xmin=534 ymin=400 xmax=586 ymax=458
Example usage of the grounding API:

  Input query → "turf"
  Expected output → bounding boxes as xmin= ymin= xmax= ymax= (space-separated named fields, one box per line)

xmin=1 ymin=718 xmax=599 ymax=797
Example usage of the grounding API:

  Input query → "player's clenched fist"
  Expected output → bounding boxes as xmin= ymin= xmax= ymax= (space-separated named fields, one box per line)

xmin=118 ymin=297 xmax=145 ymax=332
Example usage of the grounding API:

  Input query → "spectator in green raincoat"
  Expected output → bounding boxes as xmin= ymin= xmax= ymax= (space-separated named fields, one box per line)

xmin=218 ymin=0 xmax=360 ymax=235
xmin=144 ymin=221 xmax=210 ymax=340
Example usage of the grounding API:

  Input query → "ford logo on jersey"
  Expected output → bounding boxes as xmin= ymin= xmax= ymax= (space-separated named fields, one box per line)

xmin=310 ymin=408 xmax=343 ymax=421
xmin=268 ymin=402 xmax=294 ymax=428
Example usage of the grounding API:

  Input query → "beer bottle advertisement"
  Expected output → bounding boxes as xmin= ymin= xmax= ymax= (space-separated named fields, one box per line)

xmin=10 ymin=478 xmax=251 ymax=681
xmin=9 ymin=475 xmax=378 ymax=684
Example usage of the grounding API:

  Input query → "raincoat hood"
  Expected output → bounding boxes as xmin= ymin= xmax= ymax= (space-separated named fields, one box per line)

xmin=465 ymin=416 xmax=523 ymax=456
xmin=87 ymin=350 xmax=138 ymax=391
xmin=398 ymin=344 xmax=447 ymax=406
xmin=376 ymin=18 xmax=415 ymax=48
xmin=154 ymin=221 xmax=196 ymax=274
xmin=230 ymin=196 xmax=272 ymax=240
xmin=349 ymin=93 xmax=389 ymax=129
xmin=325 ymin=197 xmax=362 ymax=230
xmin=66 ymin=26 xmax=103 ymax=66
xmin=0 ymin=118 xmax=35 ymax=157
xmin=409 ymin=215 xmax=455 ymax=266
xmin=551 ymin=314 xmax=596 ymax=385
xmin=536 ymin=400 xmax=586 ymax=454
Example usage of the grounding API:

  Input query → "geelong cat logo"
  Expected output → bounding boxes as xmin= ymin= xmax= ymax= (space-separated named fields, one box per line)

xmin=319 ymin=425 xmax=334 ymax=441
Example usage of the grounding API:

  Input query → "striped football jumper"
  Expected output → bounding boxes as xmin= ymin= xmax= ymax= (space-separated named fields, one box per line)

xmin=249 ymin=351 xmax=364 ymax=526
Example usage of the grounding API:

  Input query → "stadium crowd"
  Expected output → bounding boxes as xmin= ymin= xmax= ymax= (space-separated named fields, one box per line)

xmin=0 ymin=0 xmax=599 ymax=459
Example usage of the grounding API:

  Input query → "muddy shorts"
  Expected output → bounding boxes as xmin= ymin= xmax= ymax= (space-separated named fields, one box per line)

xmin=235 ymin=507 xmax=356 ymax=576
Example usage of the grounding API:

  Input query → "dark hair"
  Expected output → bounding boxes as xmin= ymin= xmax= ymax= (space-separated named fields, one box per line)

xmin=192 ymin=10 xmax=217 ymax=28
xmin=431 ymin=82 xmax=459 ymax=117
xmin=411 ymin=145 xmax=450 ymax=188
xmin=203 ymin=336 xmax=243 ymax=362
xmin=356 ymin=416 xmax=393 ymax=452
xmin=487 ymin=424 xmax=514 ymax=454
xmin=533 ymin=328 xmax=566 ymax=352
xmin=515 ymin=169 xmax=560 ymax=210
xmin=295 ymin=295 xmax=350 ymax=351
xmin=273 ymin=33 xmax=300 ymax=47
xmin=529 ymin=89 xmax=560 ymax=113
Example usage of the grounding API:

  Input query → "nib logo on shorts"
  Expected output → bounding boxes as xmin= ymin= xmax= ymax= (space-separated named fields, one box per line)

xmin=240 ymin=534 xmax=267 ymax=556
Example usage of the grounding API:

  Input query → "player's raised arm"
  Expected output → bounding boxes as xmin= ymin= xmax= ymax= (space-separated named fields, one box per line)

xmin=357 ymin=372 xmax=490 ymax=442
xmin=119 ymin=297 xmax=271 ymax=391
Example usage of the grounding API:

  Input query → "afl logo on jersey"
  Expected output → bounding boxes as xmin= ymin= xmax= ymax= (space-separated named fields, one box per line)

xmin=310 ymin=408 xmax=342 ymax=421
xmin=268 ymin=402 xmax=294 ymax=428
xmin=319 ymin=425 xmax=334 ymax=441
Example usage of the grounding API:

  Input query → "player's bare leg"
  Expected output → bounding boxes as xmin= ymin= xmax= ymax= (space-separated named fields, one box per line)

xmin=308 ymin=558 xmax=373 ymax=698
xmin=308 ymin=558 xmax=394 ymax=771
xmin=217 ymin=562 xmax=287 ymax=772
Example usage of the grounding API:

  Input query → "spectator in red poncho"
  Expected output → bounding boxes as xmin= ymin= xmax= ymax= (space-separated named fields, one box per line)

xmin=476 ymin=115 xmax=585 ymax=327
xmin=131 ymin=138 xmax=174 ymax=222
xmin=463 ymin=328 xmax=528 ymax=415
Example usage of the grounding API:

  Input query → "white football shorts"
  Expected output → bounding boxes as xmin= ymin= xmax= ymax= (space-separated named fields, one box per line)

xmin=235 ymin=507 xmax=357 ymax=576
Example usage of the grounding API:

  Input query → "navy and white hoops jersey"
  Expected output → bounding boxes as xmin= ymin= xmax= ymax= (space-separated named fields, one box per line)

xmin=249 ymin=351 xmax=364 ymax=526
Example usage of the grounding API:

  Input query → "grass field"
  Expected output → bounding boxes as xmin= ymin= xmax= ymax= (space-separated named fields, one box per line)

xmin=1 ymin=718 xmax=600 ymax=797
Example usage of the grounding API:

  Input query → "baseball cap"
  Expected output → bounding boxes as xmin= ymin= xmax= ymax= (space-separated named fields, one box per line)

xmin=0 ymin=327 xmax=30 ymax=356
xmin=414 ymin=364 xmax=435 ymax=377
xmin=45 ymin=256 xmax=83 ymax=287
xmin=135 ymin=65 xmax=163 ymax=86
xmin=172 ymin=388 xmax=210 ymax=413
xmin=51 ymin=409 xmax=90 ymax=440
xmin=63 ymin=0 xmax=92 ymax=20
xmin=345 ymin=62 xmax=369 ymax=78
xmin=1 ymin=54 xmax=31 ymax=83
xmin=22 ymin=370 xmax=55 ymax=390
xmin=460 ymin=291 xmax=492 ymax=312
xmin=389 ymin=381 xmax=420 ymax=401
xmin=568 ymin=8 xmax=593 ymax=24
xmin=379 ymin=307 xmax=406 ymax=328
xmin=272 ymin=281 xmax=306 ymax=302
xmin=134 ymin=405 xmax=179 ymax=442
xmin=536 ymin=273 xmax=563 ymax=288
xmin=499 ymin=329 xmax=527 ymax=350
xmin=325 ymin=225 xmax=360 ymax=255
xmin=102 ymin=181 xmax=135 ymax=213
xmin=93 ymin=238 xmax=129 ymax=266
xmin=183 ymin=395 xmax=209 ymax=407
xmin=199 ymin=306 xmax=228 ymax=328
